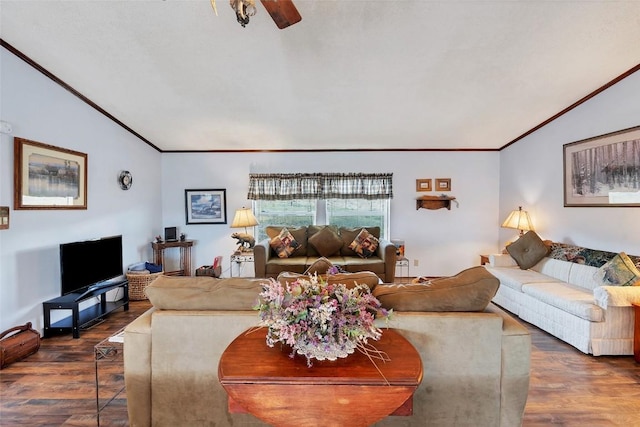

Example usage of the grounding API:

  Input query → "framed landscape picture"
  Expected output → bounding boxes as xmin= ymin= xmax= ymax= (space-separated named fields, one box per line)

xmin=185 ymin=189 xmax=227 ymax=224
xmin=14 ymin=138 xmax=87 ymax=210
xmin=564 ymin=126 xmax=640 ymax=207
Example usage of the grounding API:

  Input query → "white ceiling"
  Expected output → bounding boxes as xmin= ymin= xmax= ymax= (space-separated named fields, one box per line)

xmin=1 ymin=1 xmax=640 ymax=152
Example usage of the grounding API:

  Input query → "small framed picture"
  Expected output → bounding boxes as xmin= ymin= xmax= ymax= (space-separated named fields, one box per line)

xmin=0 ymin=206 xmax=9 ymax=230
xmin=416 ymin=179 xmax=432 ymax=192
xmin=185 ymin=189 xmax=227 ymax=224
xmin=435 ymin=178 xmax=451 ymax=191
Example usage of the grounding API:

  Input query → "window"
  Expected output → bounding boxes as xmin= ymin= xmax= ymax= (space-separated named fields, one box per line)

xmin=254 ymin=198 xmax=390 ymax=242
xmin=326 ymin=199 xmax=390 ymax=238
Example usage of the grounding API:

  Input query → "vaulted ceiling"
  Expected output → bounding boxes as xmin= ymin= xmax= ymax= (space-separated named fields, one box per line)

xmin=1 ymin=1 xmax=639 ymax=152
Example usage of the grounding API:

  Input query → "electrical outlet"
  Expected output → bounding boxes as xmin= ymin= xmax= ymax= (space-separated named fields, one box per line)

xmin=413 ymin=259 xmax=419 ymax=267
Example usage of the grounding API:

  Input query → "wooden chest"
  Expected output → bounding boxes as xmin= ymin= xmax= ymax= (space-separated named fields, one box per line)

xmin=0 ymin=322 xmax=41 ymax=369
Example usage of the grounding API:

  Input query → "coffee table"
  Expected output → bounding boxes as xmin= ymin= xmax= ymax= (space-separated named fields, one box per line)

xmin=218 ymin=327 xmax=422 ymax=427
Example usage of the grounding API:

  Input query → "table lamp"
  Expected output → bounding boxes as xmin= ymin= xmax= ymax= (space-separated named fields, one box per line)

xmin=230 ymin=207 xmax=259 ymax=253
xmin=501 ymin=206 xmax=534 ymax=237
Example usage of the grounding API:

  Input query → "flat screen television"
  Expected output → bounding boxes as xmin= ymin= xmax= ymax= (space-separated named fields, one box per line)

xmin=59 ymin=235 xmax=124 ymax=296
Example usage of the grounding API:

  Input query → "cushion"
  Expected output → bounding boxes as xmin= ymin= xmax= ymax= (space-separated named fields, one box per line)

xmin=593 ymin=252 xmax=640 ymax=286
xmin=506 ymin=231 xmax=549 ymax=270
xmin=373 ymin=266 xmax=499 ymax=312
xmin=308 ymin=226 xmax=343 ymax=257
xmin=277 ymin=271 xmax=379 ymax=291
xmin=269 ymin=227 xmax=301 ymax=259
xmin=146 ymin=276 xmax=263 ymax=310
xmin=304 ymin=257 xmax=334 ymax=275
xmin=348 ymin=228 xmax=379 ymax=259
xmin=266 ymin=226 xmax=308 ymax=254
xmin=339 ymin=227 xmax=380 ymax=256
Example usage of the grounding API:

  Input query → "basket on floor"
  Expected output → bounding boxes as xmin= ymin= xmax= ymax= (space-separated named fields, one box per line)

xmin=126 ymin=270 xmax=163 ymax=300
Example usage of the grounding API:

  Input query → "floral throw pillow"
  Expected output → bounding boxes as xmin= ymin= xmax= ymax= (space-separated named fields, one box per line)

xmin=348 ymin=229 xmax=379 ymax=259
xmin=593 ymin=252 xmax=640 ymax=286
xmin=270 ymin=227 xmax=300 ymax=259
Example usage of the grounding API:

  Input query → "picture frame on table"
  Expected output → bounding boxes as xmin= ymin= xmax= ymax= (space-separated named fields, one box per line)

xmin=14 ymin=137 xmax=87 ymax=210
xmin=563 ymin=126 xmax=640 ymax=207
xmin=185 ymin=189 xmax=227 ymax=224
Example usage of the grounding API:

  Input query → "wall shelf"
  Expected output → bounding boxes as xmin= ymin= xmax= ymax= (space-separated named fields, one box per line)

xmin=416 ymin=196 xmax=457 ymax=211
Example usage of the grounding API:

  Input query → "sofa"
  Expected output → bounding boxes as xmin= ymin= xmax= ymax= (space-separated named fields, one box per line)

xmin=253 ymin=225 xmax=397 ymax=282
xmin=124 ymin=269 xmax=531 ymax=427
xmin=485 ymin=231 xmax=640 ymax=356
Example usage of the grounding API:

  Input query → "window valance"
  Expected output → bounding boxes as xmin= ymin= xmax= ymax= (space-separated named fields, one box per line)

xmin=247 ymin=173 xmax=393 ymax=200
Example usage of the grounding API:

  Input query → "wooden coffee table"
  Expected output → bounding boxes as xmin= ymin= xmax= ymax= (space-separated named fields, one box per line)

xmin=219 ymin=328 xmax=423 ymax=427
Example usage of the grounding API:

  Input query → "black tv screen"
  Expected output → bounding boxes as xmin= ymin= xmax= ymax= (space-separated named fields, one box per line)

xmin=60 ymin=235 xmax=123 ymax=295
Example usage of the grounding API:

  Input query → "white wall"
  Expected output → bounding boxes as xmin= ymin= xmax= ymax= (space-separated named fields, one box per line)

xmin=499 ymin=70 xmax=640 ymax=255
xmin=161 ymin=150 xmax=501 ymax=278
xmin=0 ymin=47 xmax=163 ymax=332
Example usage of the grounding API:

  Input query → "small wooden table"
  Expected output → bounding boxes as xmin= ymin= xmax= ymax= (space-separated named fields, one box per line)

xmin=151 ymin=240 xmax=194 ymax=276
xmin=219 ymin=328 xmax=423 ymax=427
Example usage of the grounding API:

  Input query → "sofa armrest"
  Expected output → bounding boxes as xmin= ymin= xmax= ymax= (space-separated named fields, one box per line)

xmin=124 ymin=307 xmax=155 ymax=427
xmin=489 ymin=253 xmax=518 ymax=268
xmin=253 ymin=238 xmax=271 ymax=278
xmin=377 ymin=239 xmax=397 ymax=282
xmin=593 ymin=285 xmax=640 ymax=308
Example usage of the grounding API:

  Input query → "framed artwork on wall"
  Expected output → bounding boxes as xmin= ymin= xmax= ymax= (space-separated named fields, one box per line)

xmin=416 ymin=179 xmax=432 ymax=192
xmin=185 ymin=189 xmax=227 ymax=224
xmin=563 ymin=126 xmax=640 ymax=207
xmin=0 ymin=206 xmax=9 ymax=230
xmin=435 ymin=178 xmax=451 ymax=191
xmin=14 ymin=137 xmax=88 ymax=210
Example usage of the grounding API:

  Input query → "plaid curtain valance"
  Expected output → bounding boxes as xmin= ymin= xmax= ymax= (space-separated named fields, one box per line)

xmin=247 ymin=173 xmax=393 ymax=200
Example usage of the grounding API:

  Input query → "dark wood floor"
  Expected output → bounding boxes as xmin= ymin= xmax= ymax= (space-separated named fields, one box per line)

xmin=1 ymin=300 xmax=639 ymax=426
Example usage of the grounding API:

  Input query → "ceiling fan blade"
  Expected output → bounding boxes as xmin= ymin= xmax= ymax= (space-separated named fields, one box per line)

xmin=260 ymin=0 xmax=301 ymax=29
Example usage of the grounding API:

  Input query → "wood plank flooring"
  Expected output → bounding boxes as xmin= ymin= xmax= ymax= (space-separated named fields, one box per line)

xmin=1 ymin=299 xmax=639 ymax=426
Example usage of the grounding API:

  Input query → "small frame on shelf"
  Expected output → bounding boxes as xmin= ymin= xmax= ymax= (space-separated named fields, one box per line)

xmin=435 ymin=178 xmax=451 ymax=191
xmin=0 ymin=206 xmax=8 ymax=230
xmin=14 ymin=137 xmax=88 ymax=210
xmin=416 ymin=179 xmax=432 ymax=192
xmin=185 ymin=189 xmax=227 ymax=224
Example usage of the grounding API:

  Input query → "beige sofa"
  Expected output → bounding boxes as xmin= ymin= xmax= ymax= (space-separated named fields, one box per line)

xmin=124 ymin=273 xmax=531 ymax=427
xmin=253 ymin=225 xmax=397 ymax=282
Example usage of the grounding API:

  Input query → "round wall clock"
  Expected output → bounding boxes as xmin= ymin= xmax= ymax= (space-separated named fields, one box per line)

xmin=118 ymin=170 xmax=133 ymax=190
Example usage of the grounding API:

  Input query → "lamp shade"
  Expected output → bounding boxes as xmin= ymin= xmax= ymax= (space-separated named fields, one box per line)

xmin=231 ymin=207 xmax=259 ymax=229
xmin=501 ymin=206 xmax=534 ymax=234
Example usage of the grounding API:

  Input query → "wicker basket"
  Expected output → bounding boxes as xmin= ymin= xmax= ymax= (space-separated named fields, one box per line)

xmin=126 ymin=270 xmax=163 ymax=300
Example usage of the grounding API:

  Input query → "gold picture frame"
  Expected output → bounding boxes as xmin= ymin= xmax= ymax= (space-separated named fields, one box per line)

xmin=435 ymin=178 xmax=451 ymax=191
xmin=416 ymin=179 xmax=432 ymax=192
xmin=14 ymin=138 xmax=88 ymax=210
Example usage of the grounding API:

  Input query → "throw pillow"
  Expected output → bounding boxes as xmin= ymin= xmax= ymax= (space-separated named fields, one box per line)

xmin=339 ymin=227 xmax=380 ymax=256
xmin=308 ymin=226 xmax=343 ymax=257
xmin=372 ymin=266 xmax=499 ymax=312
xmin=506 ymin=231 xmax=549 ymax=270
xmin=593 ymin=252 xmax=640 ymax=286
xmin=348 ymin=229 xmax=379 ymax=259
xmin=270 ymin=227 xmax=300 ymax=259
xmin=304 ymin=257 xmax=334 ymax=275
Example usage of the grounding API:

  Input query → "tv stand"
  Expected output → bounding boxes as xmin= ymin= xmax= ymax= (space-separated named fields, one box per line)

xmin=43 ymin=280 xmax=129 ymax=339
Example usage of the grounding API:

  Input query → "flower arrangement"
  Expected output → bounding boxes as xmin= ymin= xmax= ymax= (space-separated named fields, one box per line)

xmin=254 ymin=273 xmax=391 ymax=367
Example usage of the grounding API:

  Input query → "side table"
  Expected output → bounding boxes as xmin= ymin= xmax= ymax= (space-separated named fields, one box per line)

xmin=230 ymin=253 xmax=254 ymax=277
xmin=95 ymin=329 xmax=125 ymax=426
xmin=151 ymin=240 xmax=194 ymax=276
xmin=396 ymin=257 xmax=409 ymax=278
xmin=633 ymin=302 xmax=640 ymax=363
